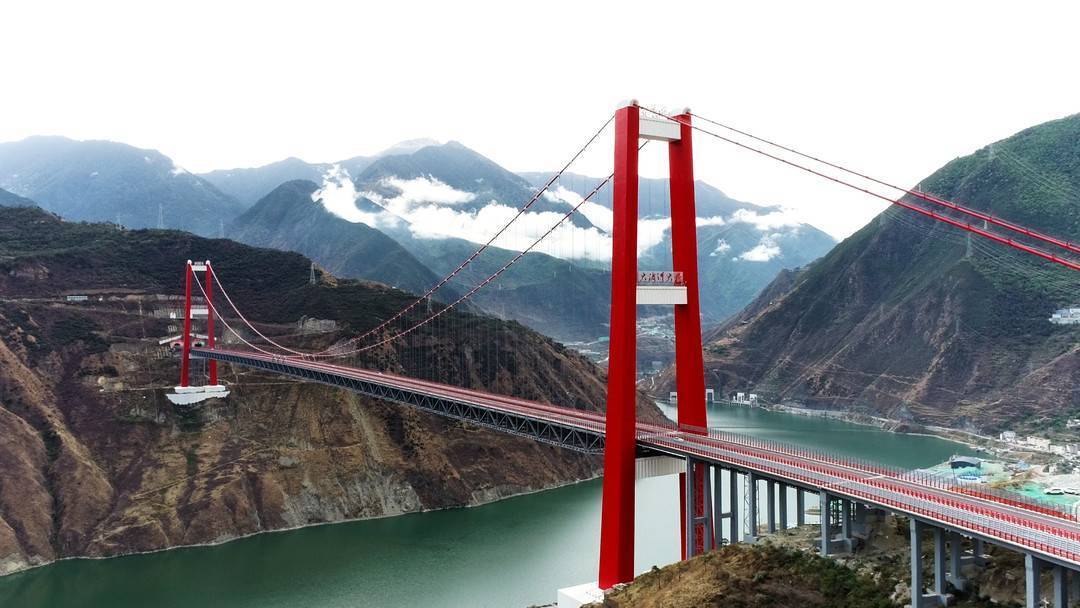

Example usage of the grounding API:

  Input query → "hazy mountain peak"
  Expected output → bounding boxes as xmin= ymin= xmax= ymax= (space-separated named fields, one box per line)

xmin=378 ymin=138 xmax=442 ymax=157
xmin=0 ymin=136 xmax=241 ymax=235
xmin=0 ymin=187 xmax=37 ymax=207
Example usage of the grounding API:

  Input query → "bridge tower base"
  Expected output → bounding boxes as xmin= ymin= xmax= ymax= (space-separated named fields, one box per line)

xmin=556 ymin=582 xmax=605 ymax=608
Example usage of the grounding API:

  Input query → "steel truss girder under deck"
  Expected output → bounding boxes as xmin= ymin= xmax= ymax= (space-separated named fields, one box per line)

xmin=195 ymin=351 xmax=605 ymax=454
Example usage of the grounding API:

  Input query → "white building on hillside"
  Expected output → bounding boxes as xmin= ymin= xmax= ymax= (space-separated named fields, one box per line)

xmin=1050 ymin=308 xmax=1080 ymax=325
xmin=1027 ymin=437 xmax=1052 ymax=451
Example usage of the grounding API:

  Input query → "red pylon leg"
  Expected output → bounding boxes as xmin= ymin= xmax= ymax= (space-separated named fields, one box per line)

xmin=205 ymin=261 xmax=217 ymax=385
xmin=179 ymin=261 xmax=193 ymax=387
xmin=669 ymin=112 xmax=708 ymax=556
xmin=598 ymin=103 xmax=640 ymax=590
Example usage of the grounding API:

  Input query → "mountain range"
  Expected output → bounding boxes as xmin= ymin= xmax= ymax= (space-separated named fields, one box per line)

xmin=199 ymin=138 xmax=467 ymax=207
xmin=0 ymin=134 xmax=836 ymax=345
xmin=224 ymin=141 xmax=834 ymax=340
xmin=0 ymin=136 xmax=242 ymax=236
xmin=0 ymin=187 xmax=35 ymax=207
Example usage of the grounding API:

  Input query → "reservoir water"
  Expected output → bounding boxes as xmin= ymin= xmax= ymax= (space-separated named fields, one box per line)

xmin=0 ymin=403 xmax=973 ymax=607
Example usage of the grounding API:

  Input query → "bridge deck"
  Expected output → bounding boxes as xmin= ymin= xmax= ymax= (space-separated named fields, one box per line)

xmin=193 ymin=347 xmax=1080 ymax=568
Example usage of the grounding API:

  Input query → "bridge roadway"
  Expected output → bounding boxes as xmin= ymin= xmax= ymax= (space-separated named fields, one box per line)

xmin=194 ymin=347 xmax=1080 ymax=569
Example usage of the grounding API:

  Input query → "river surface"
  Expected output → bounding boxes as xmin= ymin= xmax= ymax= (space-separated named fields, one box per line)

xmin=0 ymin=403 xmax=974 ymax=608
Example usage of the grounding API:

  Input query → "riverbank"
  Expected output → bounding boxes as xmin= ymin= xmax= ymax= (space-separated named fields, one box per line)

xmin=1 ymin=399 xmax=975 ymax=608
xmin=762 ymin=403 xmax=995 ymax=450
xmin=0 ymin=472 xmax=601 ymax=580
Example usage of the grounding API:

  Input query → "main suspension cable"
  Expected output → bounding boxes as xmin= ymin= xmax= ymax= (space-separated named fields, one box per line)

xmin=639 ymin=107 xmax=1080 ymax=272
xmin=207 ymin=264 xmax=312 ymax=356
xmin=191 ymin=271 xmax=282 ymax=356
xmin=684 ymin=110 xmax=1080 ymax=256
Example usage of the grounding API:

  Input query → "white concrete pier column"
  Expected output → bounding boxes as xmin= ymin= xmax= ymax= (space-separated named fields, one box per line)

xmin=1052 ymin=565 xmax=1068 ymax=608
xmin=932 ymin=527 xmax=946 ymax=596
xmin=766 ymin=480 xmax=777 ymax=534
xmin=778 ymin=483 xmax=788 ymax=530
xmin=1026 ymin=554 xmax=1042 ymax=608
xmin=911 ymin=519 xmax=925 ymax=607
xmin=746 ymin=472 xmax=758 ymax=543
xmin=947 ymin=532 xmax=967 ymax=591
xmin=820 ymin=490 xmax=832 ymax=556
xmin=728 ymin=470 xmax=739 ymax=545
xmin=796 ymin=488 xmax=805 ymax=526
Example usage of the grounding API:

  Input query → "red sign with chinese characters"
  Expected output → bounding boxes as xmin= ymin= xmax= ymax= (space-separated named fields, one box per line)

xmin=637 ymin=271 xmax=685 ymax=285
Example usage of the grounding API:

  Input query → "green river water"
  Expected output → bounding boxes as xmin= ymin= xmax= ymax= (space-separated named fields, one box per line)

xmin=0 ymin=403 xmax=974 ymax=608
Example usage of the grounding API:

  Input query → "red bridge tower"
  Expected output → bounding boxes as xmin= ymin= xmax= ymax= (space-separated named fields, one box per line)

xmin=598 ymin=101 xmax=707 ymax=589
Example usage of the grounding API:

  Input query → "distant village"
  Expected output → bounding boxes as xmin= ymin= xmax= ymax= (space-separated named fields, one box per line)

xmin=998 ymin=424 xmax=1080 ymax=460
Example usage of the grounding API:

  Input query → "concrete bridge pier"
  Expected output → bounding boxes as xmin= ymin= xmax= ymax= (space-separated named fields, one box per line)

xmin=766 ymin=480 xmax=777 ymax=534
xmin=820 ymin=490 xmax=834 ymax=555
xmin=727 ymin=469 xmax=739 ymax=545
xmin=795 ymin=488 xmax=805 ymax=526
xmin=818 ymin=496 xmax=855 ymax=554
xmin=1052 ymin=563 xmax=1069 ymax=608
xmin=1022 ymin=554 xmax=1077 ymax=608
xmin=854 ymin=502 xmax=869 ymax=532
xmin=1025 ymin=554 xmax=1041 ymax=608
xmin=946 ymin=532 xmax=968 ymax=591
xmin=778 ymin=482 xmax=788 ymax=530
xmin=909 ymin=519 xmax=950 ymax=607
xmin=710 ymin=466 xmax=740 ymax=547
xmin=746 ymin=472 xmax=759 ymax=543
xmin=1026 ymin=558 xmax=1077 ymax=608
xmin=960 ymin=538 xmax=987 ymax=567
xmin=841 ymin=499 xmax=852 ymax=544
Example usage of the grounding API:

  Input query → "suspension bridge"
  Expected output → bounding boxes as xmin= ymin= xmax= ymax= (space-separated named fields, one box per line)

xmin=171 ymin=101 xmax=1080 ymax=607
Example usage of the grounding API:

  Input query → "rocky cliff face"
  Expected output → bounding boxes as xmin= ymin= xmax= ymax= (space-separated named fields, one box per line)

xmin=0 ymin=207 xmax=655 ymax=575
xmin=673 ymin=114 xmax=1080 ymax=433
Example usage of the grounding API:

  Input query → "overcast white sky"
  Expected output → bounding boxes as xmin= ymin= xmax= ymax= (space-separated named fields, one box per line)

xmin=2 ymin=1 xmax=1078 ymax=238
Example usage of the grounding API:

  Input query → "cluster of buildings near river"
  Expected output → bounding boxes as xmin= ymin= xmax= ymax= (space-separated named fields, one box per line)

xmin=996 ymin=427 xmax=1080 ymax=461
